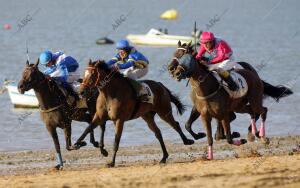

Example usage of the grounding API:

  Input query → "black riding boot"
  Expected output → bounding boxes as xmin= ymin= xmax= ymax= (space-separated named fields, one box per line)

xmin=224 ymin=76 xmax=238 ymax=91
xmin=64 ymin=84 xmax=80 ymax=101
xmin=217 ymin=69 xmax=238 ymax=91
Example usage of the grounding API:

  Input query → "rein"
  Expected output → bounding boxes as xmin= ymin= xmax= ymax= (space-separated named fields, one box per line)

xmin=39 ymin=104 xmax=64 ymax=113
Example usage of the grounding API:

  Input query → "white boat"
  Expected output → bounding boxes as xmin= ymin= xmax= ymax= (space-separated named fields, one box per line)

xmin=126 ymin=29 xmax=198 ymax=46
xmin=6 ymin=83 xmax=38 ymax=108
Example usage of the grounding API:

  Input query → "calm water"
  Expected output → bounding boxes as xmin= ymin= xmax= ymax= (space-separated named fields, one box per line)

xmin=0 ymin=0 xmax=299 ymax=151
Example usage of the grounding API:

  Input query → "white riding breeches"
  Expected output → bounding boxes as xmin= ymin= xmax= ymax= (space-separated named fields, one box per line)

xmin=207 ymin=56 xmax=243 ymax=71
xmin=122 ymin=67 xmax=148 ymax=80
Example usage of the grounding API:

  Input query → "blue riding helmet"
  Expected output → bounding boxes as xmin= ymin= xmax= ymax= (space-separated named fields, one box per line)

xmin=39 ymin=51 xmax=53 ymax=65
xmin=116 ymin=40 xmax=132 ymax=50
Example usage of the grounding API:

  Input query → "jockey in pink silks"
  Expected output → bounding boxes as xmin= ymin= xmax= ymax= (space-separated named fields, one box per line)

xmin=195 ymin=31 xmax=240 ymax=91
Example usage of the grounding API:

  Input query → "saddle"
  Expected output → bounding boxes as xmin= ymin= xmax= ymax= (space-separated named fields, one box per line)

xmin=57 ymin=81 xmax=87 ymax=109
xmin=126 ymin=78 xmax=154 ymax=104
xmin=212 ymin=70 xmax=248 ymax=99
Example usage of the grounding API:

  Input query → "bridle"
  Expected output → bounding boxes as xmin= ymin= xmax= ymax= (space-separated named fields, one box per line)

xmin=82 ymin=66 xmax=118 ymax=89
xmin=22 ymin=66 xmax=51 ymax=90
xmin=173 ymin=46 xmax=211 ymax=83
xmin=82 ymin=66 xmax=101 ymax=88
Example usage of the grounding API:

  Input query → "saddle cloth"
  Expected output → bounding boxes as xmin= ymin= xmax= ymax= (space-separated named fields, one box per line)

xmin=140 ymin=82 xmax=154 ymax=104
xmin=212 ymin=71 xmax=248 ymax=99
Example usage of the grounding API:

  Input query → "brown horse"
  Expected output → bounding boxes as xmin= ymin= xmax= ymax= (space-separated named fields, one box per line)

xmin=73 ymin=59 xmax=194 ymax=167
xmin=18 ymin=60 xmax=100 ymax=169
xmin=169 ymin=41 xmax=293 ymax=142
xmin=171 ymin=53 xmax=271 ymax=160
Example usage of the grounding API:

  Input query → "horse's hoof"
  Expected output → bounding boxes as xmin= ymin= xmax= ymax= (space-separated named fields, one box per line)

xmin=241 ymin=139 xmax=247 ymax=144
xmin=247 ymin=133 xmax=255 ymax=142
xmin=194 ymin=132 xmax=206 ymax=140
xmin=66 ymin=145 xmax=77 ymax=151
xmin=255 ymin=131 xmax=260 ymax=138
xmin=232 ymin=132 xmax=241 ymax=139
xmin=75 ymin=141 xmax=87 ymax=147
xmin=159 ymin=158 xmax=167 ymax=164
xmin=184 ymin=139 xmax=194 ymax=145
xmin=106 ymin=162 xmax=115 ymax=168
xmin=261 ymin=137 xmax=270 ymax=145
xmin=100 ymin=148 xmax=109 ymax=157
xmin=54 ymin=165 xmax=63 ymax=171
xmin=91 ymin=141 xmax=100 ymax=148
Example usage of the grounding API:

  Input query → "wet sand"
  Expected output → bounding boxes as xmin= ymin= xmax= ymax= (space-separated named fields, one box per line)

xmin=0 ymin=135 xmax=300 ymax=188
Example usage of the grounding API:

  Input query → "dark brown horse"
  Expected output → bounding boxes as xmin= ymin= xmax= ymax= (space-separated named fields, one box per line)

xmin=18 ymin=60 xmax=100 ymax=169
xmin=73 ymin=60 xmax=194 ymax=167
xmin=169 ymin=41 xmax=293 ymax=142
xmin=171 ymin=52 xmax=272 ymax=159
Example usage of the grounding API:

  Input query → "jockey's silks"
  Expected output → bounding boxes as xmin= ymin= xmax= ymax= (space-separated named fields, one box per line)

xmin=196 ymin=38 xmax=233 ymax=64
xmin=107 ymin=48 xmax=149 ymax=69
xmin=43 ymin=52 xmax=79 ymax=83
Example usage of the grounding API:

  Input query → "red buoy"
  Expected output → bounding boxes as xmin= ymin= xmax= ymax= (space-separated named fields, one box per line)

xmin=4 ymin=24 xmax=11 ymax=30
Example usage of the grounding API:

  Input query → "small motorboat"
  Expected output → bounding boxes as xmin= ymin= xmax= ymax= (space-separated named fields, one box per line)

xmin=5 ymin=83 xmax=38 ymax=108
xmin=96 ymin=37 xmax=114 ymax=45
xmin=126 ymin=29 xmax=198 ymax=46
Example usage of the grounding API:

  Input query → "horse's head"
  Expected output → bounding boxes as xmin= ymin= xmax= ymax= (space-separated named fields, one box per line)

xmin=168 ymin=40 xmax=194 ymax=77
xmin=172 ymin=53 xmax=198 ymax=81
xmin=80 ymin=59 xmax=113 ymax=96
xmin=18 ymin=59 xmax=43 ymax=94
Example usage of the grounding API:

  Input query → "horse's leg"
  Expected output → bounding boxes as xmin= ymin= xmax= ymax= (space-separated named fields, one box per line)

xmin=73 ymin=114 xmax=101 ymax=149
xmin=142 ymin=112 xmax=169 ymax=163
xmin=99 ymin=122 xmax=108 ymax=157
xmin=259 ymin=107 xmax=269 ymax=144
xmin=185 ymin=106 xmax=206 ymax=140
xmin=201 ymin=113 xmax=214 ymax=160
xmin=221 ymin=116 xmax=247 ymax=146
xmin=107 ymin=119 xmax=124 ymax=168
xmin=247 ymin=113 xmax=260 ymax=138
xmin=157 ymin=111 xmax=194 ymax=145
xmin=215 ymin=120 xmax=225 ymax=141
xmin=47 ymin=126 xmax=63 ymax=170
xmin=64 ymin=124 xmax=76 ymax=151
xmin=215 ymin=112 xmax=240 ymax=141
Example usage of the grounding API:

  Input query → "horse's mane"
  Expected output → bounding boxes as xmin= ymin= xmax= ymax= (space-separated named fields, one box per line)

xmin=94 ymin=60 xmax=125 ymax=79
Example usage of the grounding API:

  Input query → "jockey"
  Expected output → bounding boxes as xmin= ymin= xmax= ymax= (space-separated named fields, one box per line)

xmin=107 ymin=39 xmax=150 ymax=99
xmin=39 ymin=50 xmax=80 ymax=101
xmin=107 ymin=39 xmax=149 ymax=79
xmin=195 ymin=31 xmax=238 ymax=91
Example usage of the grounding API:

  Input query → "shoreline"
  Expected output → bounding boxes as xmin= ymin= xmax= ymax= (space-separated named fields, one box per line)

xmin=0 ymin=135 xmax=300 ymax=187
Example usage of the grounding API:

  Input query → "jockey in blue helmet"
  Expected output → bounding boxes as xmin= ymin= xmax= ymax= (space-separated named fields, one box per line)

xmin=107 ymin=40 xmax=149 ymax=79
xmin=39 ymin=50 xmax=80 ymax=101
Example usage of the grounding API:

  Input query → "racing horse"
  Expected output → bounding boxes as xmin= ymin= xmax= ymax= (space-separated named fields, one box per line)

xmin=72 ymin=59 xmax=194 ymax=167
xmin=18 ymin=60 xmax=100 ymax=169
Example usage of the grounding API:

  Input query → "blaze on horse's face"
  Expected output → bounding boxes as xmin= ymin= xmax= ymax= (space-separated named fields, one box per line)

xmin=168 ymin=40 xmax=193 ymax=77
xmin=18 ymin=60 xmax=40 ymax=94
xmin=173 ymin=54 xmax=195 ymax=81
xmin=80 ymin=59 xmax=106 ymax=95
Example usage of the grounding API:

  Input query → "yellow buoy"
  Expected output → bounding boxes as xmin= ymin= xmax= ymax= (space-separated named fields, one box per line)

xmin=160 ymin=9 xmax=178 ymax=20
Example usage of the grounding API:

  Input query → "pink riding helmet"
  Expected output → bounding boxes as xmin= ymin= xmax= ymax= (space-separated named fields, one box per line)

xmin=200 ymin=31 xmax=215 ymax=43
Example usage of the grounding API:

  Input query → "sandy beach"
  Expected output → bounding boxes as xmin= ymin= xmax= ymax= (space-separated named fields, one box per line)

xmin=0 ymin=135 xmax=300 ymax=188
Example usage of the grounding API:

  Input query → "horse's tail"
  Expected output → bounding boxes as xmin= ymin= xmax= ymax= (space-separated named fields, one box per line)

xmin=262 ymin=80 xmax=293 ymax=102
xmin=160 ymin=83 xmax=186 ymax=115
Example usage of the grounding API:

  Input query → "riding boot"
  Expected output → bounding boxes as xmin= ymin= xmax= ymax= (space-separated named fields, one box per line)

xmin=217 ymin=69 xmax=238 ymax=91
xmin=128 ymin=79 xmax=148 ymax=101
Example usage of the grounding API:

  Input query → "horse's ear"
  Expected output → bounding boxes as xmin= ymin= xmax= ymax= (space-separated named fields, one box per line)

xmin=26 ymin=60 xmax=29 ymax=66
xmin=88 ymin=59 xmax=93 ymax=65
xmin=34 ymin=59 xmax=39 ymax=67
xmin=187 ymin=41 xmax=192 ymax=47
xmin=178 ymin=40 xmax=181 ymax=47
xmin=95 ymin=60 xmax=101 ymax=67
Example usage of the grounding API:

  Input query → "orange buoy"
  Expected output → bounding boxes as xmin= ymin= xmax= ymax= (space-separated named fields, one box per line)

xmin=4 ymin=24 xmax=11 ymax=30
